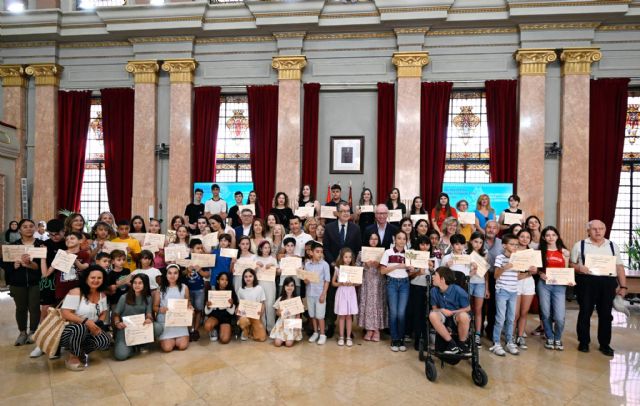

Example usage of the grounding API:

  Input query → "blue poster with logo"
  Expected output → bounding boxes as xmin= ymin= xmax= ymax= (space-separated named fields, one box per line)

xmin=442 ymin=183 xmax=513 ymax=214
xmin=194 ymin=182 xmax=255 ymax=205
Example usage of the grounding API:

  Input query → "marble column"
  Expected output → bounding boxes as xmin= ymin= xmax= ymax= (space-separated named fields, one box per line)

xmin=514 ymin=49 xmax=557 ymax=223
xmin=271 ymin=55 xmax=306 ymax=203
xmin=392 ymin=52 xmax=429 ymax=201
xmin=0 ymin=65 xmax=28 ymax=220
xmin=25 ymin=63 xmax=62 ymax=221
xmin=557 ymin=48 xmax=601 ymax=246
xmin=162 ymin=59 xmax=196 ymax=219
xmin=125 ymin=60 xmax=159 ymax=220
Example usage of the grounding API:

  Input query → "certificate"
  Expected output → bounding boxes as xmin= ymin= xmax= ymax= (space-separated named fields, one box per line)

xmin=165 ymin=299 xmax=192 ymax=327
xmin=208 ymin=290 xmax=231 ymax=308
xmin=388 ymin=209 xmax=402 ymax=223
xmin=405 ymin=250 xmax=431 ymax=269
xmin=458 ymin=212 xmax=476 ymax=225
xmin=410 ymin=214 xmax=429 ymax=225
xmin=585 ymin=254 xmax=617 ymax=276
xmin=123 ymin=314 xmax=154 ymax=346
xmin=470 ymin=251 xmax=490 ymax=278
xmin=2 ymin=245 xmax=26 ymax=262
xmin=361 ymin=246 xmax=385 ymax=263
xmin=279 ymin=256 xmax=302 ymax=276
xmin=164 ymin=246 xmax=190 ymax=262
xmin=201 ymin=233 xmax=219 ymax=251
xmin=129 ymin=233 xmax=146 ymax=246
xmin=238 ymin=204 xmax=256 ymax=215
xmin=51 ymin=250 xmax=77 ymax=273
xmin=141 ymin=244 xmax=159 ymax=253
xmin=509 ymin=249 xmax=541 ymax=271
xmin=220 ymin=248 xmax=238 ymax=258
xmin=503 ymin=212 xmax=523 ymax=225
xmin=359 ymin=205 xmax=374 ymax=213
xmin=238 ymin=300 xmax=262 ymax=320
xmin=545 ymin=268 xmax=576 ymax=285
xmin=143 ymin=233 xmax=166 ymax=250
xmin=25 ymin=246 xmax=47 ymax=259
xmin=297 ymin=269 xmax=320 ymax=283
xmin=294 ymin=206 xmax=315 ymax=218
xmin=284 ymin=319 xmax=302 ymax=330
xmin=452 ymin=254 xmax=471 ymax=265
xmin=102 ymin=241 xmax=129 ymax=254
xmin=175 ymin=258 xmax=192 ymax=268
xmin=191 ymin=253 xmax=216 ymax=267
xmin=279 ymin=296 xmax=304 ymax=316
xmin=234 ymin=258 xmax=257 ymax=276
xmin=257 ymin=267 xmax=276 ymax=282
xmin=337 ymin=266 xmax=363 ymax=284
xmin=320 ymin=206 xmax=337 ymax=219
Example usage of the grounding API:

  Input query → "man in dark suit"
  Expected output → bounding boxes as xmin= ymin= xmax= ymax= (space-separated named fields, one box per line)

xmin=323 ymin=201 xmax=362 ymax=338
xmin=363 ymin=204 xmax=397 ymax=249
xmin=233 ymin=208 xmax=253 ymax=238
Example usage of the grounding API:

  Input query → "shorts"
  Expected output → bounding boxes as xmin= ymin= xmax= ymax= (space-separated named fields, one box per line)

xmin=469 ymin=282 xmax=486 ymax=299
xmin=307 ymin=296 xmax=326 ymax=320
xmin=189 ymin=289 xmax=205 ymax=311
xmin=209 ymin=309 xmax=233 ymax=325
xmin=436 ymin=311 xmax=467 ymax=325
xmin=517 ymin=277 xmax=536 ymax=296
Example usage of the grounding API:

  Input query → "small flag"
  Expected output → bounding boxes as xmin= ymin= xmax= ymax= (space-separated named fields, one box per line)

xmin=326 ymin=183 xmax=331 ymax=203
xmin=348 ymin=181 xmax=352 ymax=207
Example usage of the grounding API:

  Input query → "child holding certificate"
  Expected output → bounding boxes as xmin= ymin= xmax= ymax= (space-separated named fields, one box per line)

xmin=408 ymin=236 xmax=434 ymax=350
xmin=514 ymin=229 xmax=538 ymax=350
xmin=113 ymin=274 xmax=163 ymax=360
xmin=256 ymin=240 xmax=278 ymax=331
xmin=490 ymin=234 xmax=520 ymax=357
xmin=106 ymin=250 xmax=131 ymax=309
xmin=270 ymin=276 xmax=303 ymax=347
xmin=89 ymin=221 xmax=116 ymax=260
xmin=304 ymin=241 xmax=331 ymax=345
xmin=154 ymin=264 xmax=191 ymax=352
xmin=111 ymin=220 xmax=142 ymax=272
xmin=442 ymin=234 xmax=474 ymax=282
xmin=538 ymin=226 xmax=571 ymax=351
xmin=357 ymin=233 xmax=387 ymax=342
xmin=332 ymin=248 xmax=359 ymax=347
xmin=148 ymin=218 xmax=167 ymax=271
xmin=234 ymin=236 xmax=255 ymax=293
xmin=48 ymin=232 xmax=91 ymax=302
xmin=185 ymin=240 xmax=211 ymax=342
xmin=278 ymin=237 xmax=301 ymax=295
xmin=467 ymin=232 xmax=490 ymax=348
xmin=204 ymin=272 xmax=237 ymax=344
xmin=210 ymin=233 xmax=233 ymax=283
xmin=131 ymin=250 xmax=162 ymax=291
xmin=237 ymin=269 xmax=267 ymax=342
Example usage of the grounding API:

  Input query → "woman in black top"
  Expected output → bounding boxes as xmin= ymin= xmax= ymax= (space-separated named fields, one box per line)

xmin=270 ymin=192 xmax=294 ymax=230
xmin=356 ymin=188 xmax=376 ymax=231
xmin=385 ymin=187 xmax=407 ymax=226
xmin=4 ymin=220 xmax=20 ymax=243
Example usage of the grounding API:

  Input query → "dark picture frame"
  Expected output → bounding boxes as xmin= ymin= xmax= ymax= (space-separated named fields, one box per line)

xmin=330 ymin=136 xmax=364 ymax=174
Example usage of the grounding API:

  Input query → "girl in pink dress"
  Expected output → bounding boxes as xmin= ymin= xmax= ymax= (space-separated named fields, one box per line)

xmin=332 ymin=248 xmax=360 ymax=347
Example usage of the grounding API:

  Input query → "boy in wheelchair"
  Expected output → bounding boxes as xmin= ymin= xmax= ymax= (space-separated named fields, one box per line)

xmin=429 ymin=266 xmax=472 ymax=356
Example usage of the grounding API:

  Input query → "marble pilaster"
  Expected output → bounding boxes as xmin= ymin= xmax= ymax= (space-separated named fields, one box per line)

xmin=126 ymin=60 xmax=159 ymax=220
xmin=0 ymin=65 xmax=28 ymax=221
xmin=162 ymin=59 xmax=196 ymax=219
xmin=557 ymin=48 xmax=601 ymax=246
xmin=514 ymin=49 xmax=556 ymax=223
xmin=392 ymin=52 xmax=429 ymax=200
xmin=272 ymin=55 xmax=306 ymax=203
xmin=25 ymin=63 xmax=62 ymax=221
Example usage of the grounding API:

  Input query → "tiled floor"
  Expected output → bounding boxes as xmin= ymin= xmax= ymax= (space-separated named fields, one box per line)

xmin=0 ymin=291 xmax=639 ymax=406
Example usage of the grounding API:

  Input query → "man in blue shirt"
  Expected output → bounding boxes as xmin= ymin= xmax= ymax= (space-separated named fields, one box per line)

xmin=429 ymin=266 xmax=471 ymax=355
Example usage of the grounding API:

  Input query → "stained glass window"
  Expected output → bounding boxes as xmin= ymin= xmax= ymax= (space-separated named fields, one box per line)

xmin=79 ymin=100 xmax=110 ymax=226
xmin=610 ymin=90 xmax=640 ymax=267
xmin=443 ymin=91 xmax=490 ymax=183
xmin=216 ymin=95 xmax=252 ymax=183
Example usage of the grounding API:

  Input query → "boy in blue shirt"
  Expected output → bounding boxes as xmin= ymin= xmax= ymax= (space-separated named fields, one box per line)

xmin=303 ymin=241 xmax=331 ymax=345
xmin=185 ymin=240 xmax=211 ymax=341
xmin=429 ymin=266 xmax=471 ymax=355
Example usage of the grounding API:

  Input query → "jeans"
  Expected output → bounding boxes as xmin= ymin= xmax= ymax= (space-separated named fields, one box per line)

xmin=386 ymin=277 xmax=410 ymax=342
xmin=9 ymin=285 xmax=41 ymax=333
xmin=493 ymin=288 xmax=517 ymax=345
xmin=537 ymin=280 xmax=566 ymax=341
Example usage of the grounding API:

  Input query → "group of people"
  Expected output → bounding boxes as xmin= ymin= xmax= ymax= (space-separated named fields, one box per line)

xmin=0 ymin=183 xmax=628 ymax=372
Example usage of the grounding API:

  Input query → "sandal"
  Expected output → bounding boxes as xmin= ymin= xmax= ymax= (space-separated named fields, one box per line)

xmin=337 ymin=337 xmax=345 ymax=346
xmin=65 ymin=358 xmax=85 ymax=372
xmin=372 ymin=331 xmax=380 ymax=342
xmin=346 ymin=338 xmax=353 ymax=347
xmin=364 ymin=331 xmax=373 ymax=341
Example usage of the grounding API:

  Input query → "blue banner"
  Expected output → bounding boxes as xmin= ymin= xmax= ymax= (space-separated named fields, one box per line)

xmin=194 ymin=182 xmax=255 ymax=206
xmin=442 ymin=183 xmax=514 ymax=214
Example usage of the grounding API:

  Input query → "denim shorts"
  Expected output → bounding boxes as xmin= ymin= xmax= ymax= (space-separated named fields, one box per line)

xmin=189 ymin=289 xmax=205 ymax=311
xmin=307 ymin=296 xmax=326 ymax=319
xmin=469 ymin=282 xmax=486 ymax=298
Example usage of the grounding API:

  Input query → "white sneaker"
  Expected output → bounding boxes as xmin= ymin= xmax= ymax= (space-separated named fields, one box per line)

xmin=210 ymin=330 xmax=219 ymax=342
xmin=317 ymin=335 xmax=327 ymax=345
xmin=490 ymin=343 xmax=506 ymax=356
xmin=30 ymin=347 xmax=44 ymax=358
xmin=506 ymin=342 xmax=520 ymax=355
xmin=308 ymin=332 xmax=319 ymax=343
xmin=240 ymin=333 xmax=248 ymax=341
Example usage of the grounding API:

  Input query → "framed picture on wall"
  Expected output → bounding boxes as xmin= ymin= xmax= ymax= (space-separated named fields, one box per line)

xmin=330 ymin=136 xmax=364 ymax=174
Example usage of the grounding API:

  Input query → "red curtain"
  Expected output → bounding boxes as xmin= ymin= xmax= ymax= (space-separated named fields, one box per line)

xmin=589 ymin=78 xmax=630 ymax=237
xmin=301 ymin=83 xmax=321 ymax=192
xmin=101 ymin=88 xmax=134 ymax=221
xmin=486 ymin=79 xmax=519 ymax=189
xmin=247 ymin=85 xmax=279 ymax=211
xmin=193 ymin=87 xmax=222 ymax=185
xmin=57 ymin=90 xmax=92 ymax=212
xmin=376 ymin=82 xmax=395 ymax=204
xmin=420 ymin=82 xmax=453 ymax=208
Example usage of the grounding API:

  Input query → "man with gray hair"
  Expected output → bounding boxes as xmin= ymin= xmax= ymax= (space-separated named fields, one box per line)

xmin=569 ymin=220 xmax=627 ymax=356
xmin=482 ymin=220 xmax=502 ymax=339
